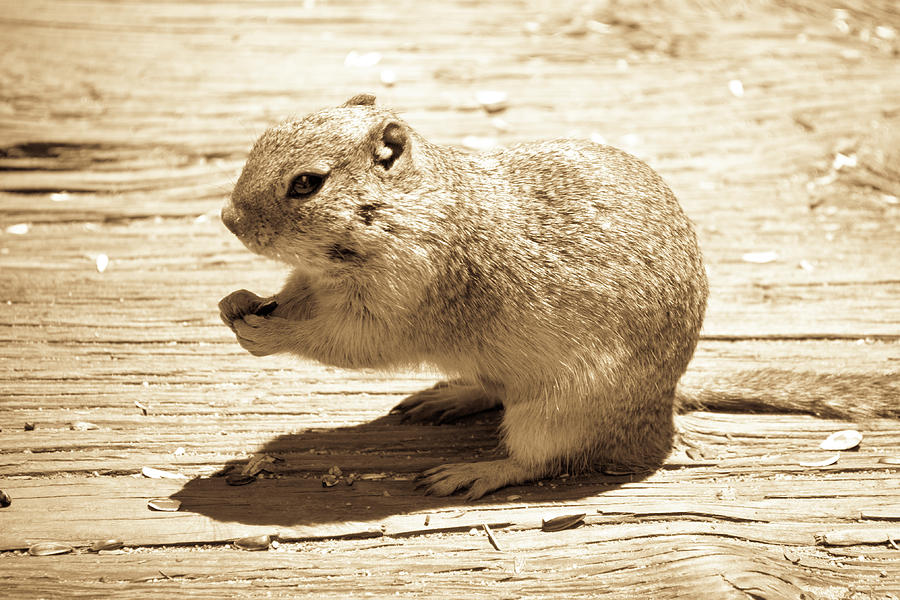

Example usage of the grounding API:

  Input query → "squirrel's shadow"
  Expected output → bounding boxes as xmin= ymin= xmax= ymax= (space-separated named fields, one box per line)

xmin=170 ymin=408 xmax=646 ymax=528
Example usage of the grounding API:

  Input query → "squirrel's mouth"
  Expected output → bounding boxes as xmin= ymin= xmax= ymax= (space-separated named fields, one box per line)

xmin=327 ymin=244 xmax=361 ymax=262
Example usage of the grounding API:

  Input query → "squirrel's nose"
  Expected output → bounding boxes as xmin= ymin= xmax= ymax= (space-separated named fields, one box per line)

xmin=221 ymin=204 xmax=239 ymax=234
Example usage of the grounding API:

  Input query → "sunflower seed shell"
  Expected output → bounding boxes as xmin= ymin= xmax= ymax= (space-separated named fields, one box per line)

xmin=234 ymin=534 xmax=271 ymax=551
xmin=147 ymin=498 xmax=181 ymax=512
xmin=28 ymin=542 xmax=75 ymax=556
xmin=820 ymin=429 xmax=862 ymax=451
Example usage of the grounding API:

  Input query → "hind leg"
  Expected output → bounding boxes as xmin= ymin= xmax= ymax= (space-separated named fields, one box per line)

xmin=420 ymin=391 xmax=675 ymax=500
xmin=392 ymin=379 xmax=502 ymax=424
xmin=419 ymin=397 xmax=592 ymax=499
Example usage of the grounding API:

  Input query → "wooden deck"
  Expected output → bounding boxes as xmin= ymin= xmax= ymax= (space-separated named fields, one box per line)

xmin=1 ymin=1 xmax=899 ymax=597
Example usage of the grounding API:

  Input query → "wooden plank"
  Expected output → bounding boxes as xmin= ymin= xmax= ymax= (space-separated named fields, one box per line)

xmin=2 ymin=408 xmax=898 ymax=548
xmin=1 ymin=533 xmax=897 ymax=599
xmin=2 ymin=0 xmax=900 ymax=597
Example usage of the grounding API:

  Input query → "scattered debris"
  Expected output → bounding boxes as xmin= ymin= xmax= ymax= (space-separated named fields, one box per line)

xmin=242 ymin=453 xmax=281 ymax=477
xmin=620 ymin=133 xmax=642 ymax=149
xmin=70 ymin=421 xmax=99 ymax=431
xmin=5 ymin=223 xmax=29 ymax=235
xmin=728 ymin=79 xmax=744 ymax=98
xmin=234 ymin=534 xmax=272 ymax=551
xmin=831 ymin=152 xmax=857 ymax=170
xmin=840 ymin=48 xmax=862 ymax=61
xmin=798 ymin=454 xmax=840 ymax=468
xmin=482 ymin=523 xmax=502 ymax=551
xmin=153 ymin=570 xmax=178 ymax=581
xmin=820 ymin=429 xmax=862 ymax=451
xmin=859 ymin=508 xmax=900 ymax=521
xmin=513 ymin=555 xmax=526 ymax=574
xmin=95 ymin=253 xmax=109 ymax=273
xmin=147 ymin=498 xmax=181 ymax=512
xmin=225 ymin=473 xmax=256 ymax=486
xmin=782 ymin=547 xmax=801 ymax=564
xmin=90 ymin=539 xmax=124 ymax=552
xmin=716 ymin=487 xmax=737 ymax=501
xmin=0 ymin=490 xmax=10 ymax=508
xmin=542 ymin=513 xmax=586 ymax=532
xmin=28 ymin=542 xmax=74 ymax=556
xmin=875 ymin=26 xmax=896 ymax=40
xmin=816 ymin=528 xmax=900 ymax=547
xmin=793 ymin=113 xmax=815 ymax=132
xmin=322 ymin=465 xmax=343 ymax=487
xmin=173 ymin=447 xmax=185 ymax=456
xmin=741 ymin=251 xmax=778 ymax=264
xmin=490 ymin=117 xmax=510 ymax=132
xmin=379 ymin=69 xmax=397 ymax=86
xmin=141 ymin=466 xmax=187 ymax=480
xmin=344 ymin=50 xmax=382 ymax=68
xmin=461 ymin=136 xmax=498 ymax=152
xmin=475 ymin=90 xmax=508 ymax=114
xmin=685 ymin=447 xmax=708 ymax=461
xmin=134 ymin=400 xmax=149 ymax=416
xmin=24 ymin=422 xmax=35 ymax=431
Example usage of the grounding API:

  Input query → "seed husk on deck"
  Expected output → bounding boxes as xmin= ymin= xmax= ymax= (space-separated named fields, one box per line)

xmin=28 ymin=542 xmax=75 ymax=556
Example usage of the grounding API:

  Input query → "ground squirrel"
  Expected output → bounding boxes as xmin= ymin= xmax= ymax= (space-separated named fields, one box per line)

xmin=220 ymin=94 xmax=898 ymax=499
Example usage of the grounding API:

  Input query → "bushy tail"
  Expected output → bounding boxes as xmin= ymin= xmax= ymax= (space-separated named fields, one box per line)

xmin=676 ymin=369 xmax=899 ymax=420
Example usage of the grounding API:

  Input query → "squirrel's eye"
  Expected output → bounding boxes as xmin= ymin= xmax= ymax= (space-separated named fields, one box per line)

xmin=287 ymin=173 xmax=324 ymax=199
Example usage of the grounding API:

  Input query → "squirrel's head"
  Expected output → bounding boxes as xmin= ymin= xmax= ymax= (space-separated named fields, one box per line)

xmin=223 ymin=94 xmax=445 ymax=281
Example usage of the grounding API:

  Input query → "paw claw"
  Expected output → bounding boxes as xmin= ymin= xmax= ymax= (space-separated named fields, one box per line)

xmin=392 ymin=381 xmax=500 ymax=424
xmin=421 ymin=465 xmax=446 ymax=478
xmin=415 ymin=460 xmax=531 ymax=500
xmin=231 ymin=314 xmax=283 ymax=357
xmin=219 ymin=289 xmax=266 ymax=325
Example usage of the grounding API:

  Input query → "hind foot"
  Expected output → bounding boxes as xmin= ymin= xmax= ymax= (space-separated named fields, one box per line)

xmin=392 ymin=380 xmax=501 ymax=424
xmin=417 ymin=458 xmax=541 ymax=500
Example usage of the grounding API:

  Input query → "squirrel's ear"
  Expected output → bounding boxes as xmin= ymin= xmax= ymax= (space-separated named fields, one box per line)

xmin=341 ymin=94 xmax=376 ymax=107
xmin=374 ymin=121 xmax=407 ymax=171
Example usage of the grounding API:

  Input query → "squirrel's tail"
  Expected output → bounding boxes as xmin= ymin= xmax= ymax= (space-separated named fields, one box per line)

xmin=675 ymin=369 xmax=899 ymax=420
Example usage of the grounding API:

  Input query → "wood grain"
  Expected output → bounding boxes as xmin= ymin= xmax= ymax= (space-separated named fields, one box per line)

xmin=1 ymin=0 xmax=899 ymax=598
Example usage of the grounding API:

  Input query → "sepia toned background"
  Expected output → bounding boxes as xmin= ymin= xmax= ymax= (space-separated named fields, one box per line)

xmin=1 ymin=1 xmax=898 ymax=597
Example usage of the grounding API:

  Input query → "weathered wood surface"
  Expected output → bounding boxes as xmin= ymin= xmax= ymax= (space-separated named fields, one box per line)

xmin=1 ymin=0 xmax=899 ymax=598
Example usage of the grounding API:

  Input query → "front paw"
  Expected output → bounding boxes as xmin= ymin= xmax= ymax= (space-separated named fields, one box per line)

xmin=232 ymin=314 xmax=284 ymax=357
xmin=219 ymin=289 xmax=271 ymax=329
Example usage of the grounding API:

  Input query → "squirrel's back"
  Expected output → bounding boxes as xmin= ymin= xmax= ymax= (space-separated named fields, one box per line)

xmin=410 ymin=139 xmax=708 ymax=396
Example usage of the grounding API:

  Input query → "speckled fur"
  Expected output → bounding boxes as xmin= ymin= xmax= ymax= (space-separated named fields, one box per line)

xmin=219 ymin=95 xmax=893 ymax=500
